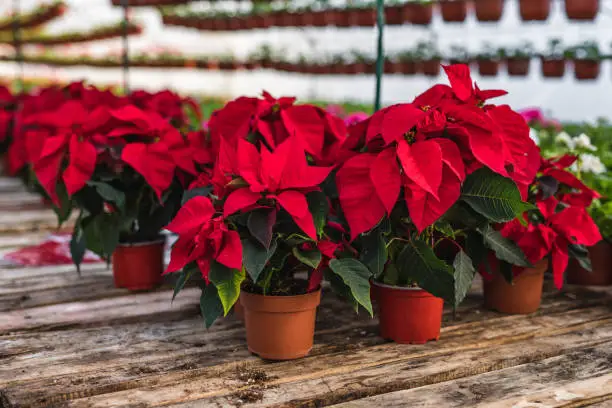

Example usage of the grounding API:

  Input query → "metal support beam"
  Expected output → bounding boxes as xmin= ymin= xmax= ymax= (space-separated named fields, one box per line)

xmin=121 ymin=0 xmax=130 ymax=94
xmin=373 ymin=0 xmax=384 ymax=112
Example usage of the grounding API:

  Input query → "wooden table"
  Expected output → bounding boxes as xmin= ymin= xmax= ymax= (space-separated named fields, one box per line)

xmin=1 ymin=177 xmax=611 ymax=408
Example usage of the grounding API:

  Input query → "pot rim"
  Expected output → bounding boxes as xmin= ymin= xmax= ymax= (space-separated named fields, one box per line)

xmin=240 ymin=287 xmax=321 ymax=313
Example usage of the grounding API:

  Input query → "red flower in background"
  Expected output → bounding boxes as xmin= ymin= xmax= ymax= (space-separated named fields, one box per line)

xmin=165 ymin=196 xmax=242 ymax=281
xmin=540 ymin=155 xmax=601 ymax=207
xmin=221 ymin=137 xmax=332 ymax=240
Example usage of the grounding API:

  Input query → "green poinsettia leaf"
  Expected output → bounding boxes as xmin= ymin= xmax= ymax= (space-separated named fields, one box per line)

xmin=242 ymin=237 xmax=278 ymax=283
xmin=452 ymin=250 xmax=476 ymax=308
xmin=461 ymin=167 xmax=535 ymax=223
xmin=359 ymin=230 xmax=388 ymax=278
xmin=307 ymin=191 xmax=329 ymax=237
xmin=328 ymin=258 xmax=373 ymax=316
xmin=200 ymin=284 xmax=224 ymax=328
xmin=208 ymin=261 xmax=245 ymax=316
xmin=70 ymin=219 xmax=86 ymax=274
xmin=172 ymin=264 xmax=197 ymax=303
xmin=87 ymin=181 xmax=126 ymax=212
xmin=478 ymin=224 xmax=533 ymax=268
xmin=247 ymin=208 xmax=277 ymax=249
xmin=397 ymin=239 xmax=454 ymax=303
xmin=182 ymin=186 xmax=212 ymax=206
xmin=52 ymin=182 xmax=73 ymax=226
xmin=292 ymin=247 xmax=322 ymax=269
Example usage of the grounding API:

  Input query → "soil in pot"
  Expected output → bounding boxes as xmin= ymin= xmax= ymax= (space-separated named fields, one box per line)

xmin=241 ymin=287 xmax=321 ymax=360
xmin=476 ymin=59 xmax=500 ymax=76
xmin=373 ymin=281 xmax=443 ymax=344
xmin=112 ymin=236 xmax=165 ymax=291
xmin=506 ymin=58 xmax=531 ymax=76
xmin=440 ymin=0 xmax=468 ymax=22
xmin=566 ymin=241 xmax=612 ymax=286
xmin=564 ymin=0 xmax=599 ymax=20
xmin=483 ymin=258 xmax=548 ymax=314
xmin=519 ymin=0 xmax=550 ymax=21
xmin=541 ymin=58 xmax=566 ymax=78
xmin=474 ymin=0 xmax=505 ymax=21
xmin=573 ymin=59 xmax=600 ymax=80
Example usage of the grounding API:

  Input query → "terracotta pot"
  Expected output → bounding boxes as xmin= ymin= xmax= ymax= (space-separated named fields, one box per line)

xmin=384 ymin=60 xmax=402 ymax=74
xmin=474 ymin=0 xmax=505 ymax=21
xmin=519 ymin=0 xmax=550 ymax=21
xmin=373 ymin=281 xmax=444 ymax=344
xmin=483 ymin=259 xmax=548 ymax=314
xmin=334 ymin=9 xmax=352 ymax=27
xmin=112 ymin=237 xmax=165 ymax=291
xmin=440 ymin=0 xmax=468 ymax=22
xmin=506 ymin=58 xmax=531 ymax=76
xmin=406 ymin=2 xmax=433 ymax=25
xmin=234 ymin=300 xmax=245 ymax=320
xmin=564 ymin=0 xmax=598 ymax=20
xmin=399 ymin=60 xmax=418 ymax=75
xmin=311 ymin=10 xmax=329 ymax=27
xmin=355 ymin=8 xmax=376 ymax=26
xmin=540 ymin=58 xmax=565 ymax=78
xmin=420 ymin=59 xmax=441 ymax=76
xmin=566 ymin=241 xmax=612 ymax=286
xmin=476 ymin=59 xmax=500 ymax=76
xmin=385 ymin=5 xmax=408 ymax=25
xmin=241 ymin=289 xmax=321 ymax=360
xmin=573 ymin=59 xmax=600 ymax=80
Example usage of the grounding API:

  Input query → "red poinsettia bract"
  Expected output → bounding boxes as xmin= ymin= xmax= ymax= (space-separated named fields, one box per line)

xmin=165 ymin=196 xmax=242 ymax=281
xmin=221 ymin=136 xmax=332 ymax=240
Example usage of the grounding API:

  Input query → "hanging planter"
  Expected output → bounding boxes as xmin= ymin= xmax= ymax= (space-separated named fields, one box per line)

xmin=355 ymin=7 xmax=376 ymax=26
xmin=483 ymin=259 xmax=548 ymax=314
xmin=385 ymin=4 xmax=409 ymax=25
xmin=476 ymin=59 xmax=500 ymax=76
xmin=573 ymin=59 xmax=600 ymax=80
xmin=564 ymin=0 xmax=599 ymax=20
xmin=372 ymin=282 xmax=443 ymax=344
xmin=334 ymin=8 xmax=352 ymax=27
xmin=506 ymin=57 xmax=531 ymax=76
xmin=540 ymin=58 xmax=566 ymax=78
xmin=440 ymin=0 xmax=468 ymax=22
xmin=112 ymin=237 xmax=165 ymax=291
xmin=474 ymin=0 xmax=505 ymax=22
xmin=567 ymin=241 xmax=612 ymax=286
xmin=406 ymin=2 xmax=434 ymax=25
xmin=421 ymin=59 xmax=441 ymax=76
xmin=519 ymin=0 xmax=550 ymax=21
xmin=241 ymin=289 xmax=321 ymax=360
xmin=398 ymin=59 xmax=418 ymax=75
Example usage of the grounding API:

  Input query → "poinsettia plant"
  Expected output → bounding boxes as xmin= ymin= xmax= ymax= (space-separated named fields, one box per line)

xmin=0 ymin=85 xmax=16 ymax=156
xmin=335 ymin=64 xmax=541 ymax=306
xmin=482 ymin=154 xmax=602 ymax=288
xmin=169 ymin=92 xmax=376 ymax=327
xmin=16 ymin=83 xmax=204 ymax=270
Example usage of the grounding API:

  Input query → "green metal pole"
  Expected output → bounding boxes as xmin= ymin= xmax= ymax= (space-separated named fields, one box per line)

xmin=374 ymin=0 xmax=384 ymax=112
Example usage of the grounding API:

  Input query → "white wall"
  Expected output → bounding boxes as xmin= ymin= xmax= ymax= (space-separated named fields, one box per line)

xmin=1 ymin=0 xmax=612 ymax=121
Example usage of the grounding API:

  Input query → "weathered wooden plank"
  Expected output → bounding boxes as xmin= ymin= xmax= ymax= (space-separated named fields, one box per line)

xmin=0 ymin=177 xmax=26 ymax=193
xmin=0 ymin=287 xmax=202 ymax=334
xmin=2 ymin=297 xmax=610 ymax=407
xmin=0 ymin=262 xmax=103 ymax=280
xmin=0 ymin=192 xmax=44 ymax=211
xmin=0 ymin=231 xmax=49 ymax=250
xmin=0 ymin=209 xmax=75 ymax=234
xmin=330 ymin=358 xmax=612 ymax=408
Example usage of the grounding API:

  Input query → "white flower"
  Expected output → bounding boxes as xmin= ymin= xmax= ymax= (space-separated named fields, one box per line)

xmin=574 ymin=133 xmax=597 ymax=151
xmin=580 ymin=153 xmax=607 ymax=175
xmin=529 ymin=128 xmax=540 ymax=145
xmin=555 ymin=131 xmax=575 ymax=149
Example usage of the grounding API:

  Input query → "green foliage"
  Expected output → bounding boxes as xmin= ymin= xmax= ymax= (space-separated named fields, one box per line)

xmin=452 ymin=250 xmax=476 ymax=308
xmin=200 ymin=284 xmax=224 ymax=328
xmin=328 ymin=258 xmax=374 ymax=316
xmin=478 ymin=224 xmax=533 ymax=268
xmin=208 ymin=261 xmax=245 ymax=316
xmin=242 ymin=237 xmax=278 ymax=283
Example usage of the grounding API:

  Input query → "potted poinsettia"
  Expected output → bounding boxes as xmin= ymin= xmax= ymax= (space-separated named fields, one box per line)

xmin=0 ymin=85 xmax=16 ymax=170
xmin=29 ymin=94 xmax=204 ymax=290
xmin=479 ymin=154 xmax=602 ymax=314
xmin=336 ymin=64 xmax=540 ymax=343
xmin=168 ymin=93 xmax=374 ymax=360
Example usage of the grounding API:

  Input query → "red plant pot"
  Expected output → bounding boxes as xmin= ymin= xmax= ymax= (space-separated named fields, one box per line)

xmin=384 ymin=60 xmax=402 ymax=74
xmin=564 ymin=0 xmax=598 ymax=20
xmin=440 ymin=0 xmax=468 ymax=22
xmin=476 ymin=59 xmax=500 ymax=76
xmin=506 ymin=58 xmax=531 ymax=76
xmin=573 ymin=59 xmax=600 ymax=80
xmin=334 ymin=9 xmax=352 ymax=27
xmin=112 ymin=238 xmax=165 ymax=291
xmin=483 ymin=259 xmax=548 ymax=314
xmin=399 ymin=60 xmax=418 ymax=75
xmin=406 ymin=3 xmax=433 ymax=25
xmin=566 ymin=241 xmax=612 ymax=286
xmin=519 ymin=0 xmax=550 ymax=21
xmin=373 ymin=281 xmax=444 ymax=344
xmin=355 ymin=8 xmax=376 ymax=26
xmin=420 ymin=59 xmax=441 ymax=76
xmin=541 ymin=58 xmax=566 ymax=78
xmin=474 ymin=0 xmax=505 ymax=21
xmin=385 ymin=5 xmax=408 ymax=25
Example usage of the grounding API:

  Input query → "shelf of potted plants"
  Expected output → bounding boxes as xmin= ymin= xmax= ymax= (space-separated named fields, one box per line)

xmin=568 ymin=41 xmax=602 ymax=81
xmin=504 ymin=42 xmax=534 ymax=77
xmin=473 ymin=43 xmax=502 ymax=77
xmin=0 ymin=1 xmax=67 ymax=31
